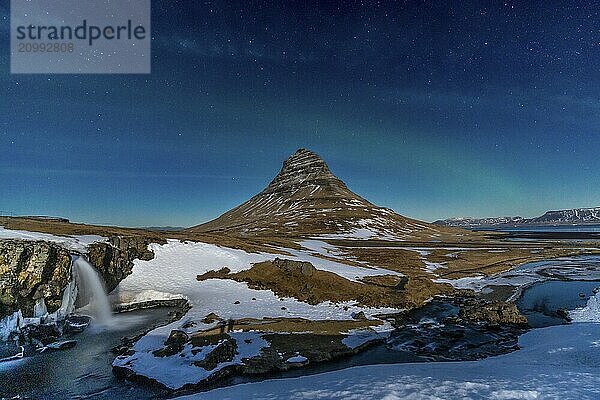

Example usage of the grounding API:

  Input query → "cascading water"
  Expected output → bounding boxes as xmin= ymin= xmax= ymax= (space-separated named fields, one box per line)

xmin=72 ymin=257 xmax=114 ymax=325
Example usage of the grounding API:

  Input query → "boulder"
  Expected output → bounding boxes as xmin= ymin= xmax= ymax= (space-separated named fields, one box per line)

xmin=23 ymin=322 xmax=62 ymax=345
xmin=272 ymin=258 xmax=316 ymax=277
xmin=352 ymin=311 xmax=367 ymax=320
xmin=360 ymin=275 xmax=408 ymax=289
xmin=459 ymin=300 xmax=529 ymax=326
xmin=165 ymin=329 xmax=189 ymax=347
xmin=201 ymin=313 xmax=222 ymax=324
xmin=64 ymin=315 xmax=91 ymax=333
xmin=153 ymin=329 xmax=189 ymax=357
xmin=194 ymin=338 xmax=238 ymax=371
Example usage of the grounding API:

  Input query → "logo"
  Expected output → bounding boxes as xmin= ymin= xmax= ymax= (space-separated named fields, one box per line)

xmin=11 ymin=0 xmax=151 ymax=74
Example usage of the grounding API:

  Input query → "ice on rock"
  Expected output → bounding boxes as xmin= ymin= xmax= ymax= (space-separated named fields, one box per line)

xmin=48 ymin=279 xmax=78 ymax=323
xmin=0 ymin=311 xmax=23 ymax=341
xmin=33 ymin=298 xmax=48 ymax=318
xmin=114 ymin=289 xmax=187 ymax=307
xmin=569 ymin=292 xmax=600 ymax=322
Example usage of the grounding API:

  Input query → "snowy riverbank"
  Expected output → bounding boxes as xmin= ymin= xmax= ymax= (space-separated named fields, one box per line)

xmin=177 ymin=322 xmax=600 ymax=400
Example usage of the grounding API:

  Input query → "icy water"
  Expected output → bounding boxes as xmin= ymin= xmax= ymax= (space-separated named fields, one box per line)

xmin=474 ymin=224 xmax=600 ymax=242
xmin=517 ymin=280 xmax=600 ymax=327
xmin=509 ymin=254 xmax=600 ymax=327
xmin=0 ymin=308 xmax=176 ymax=400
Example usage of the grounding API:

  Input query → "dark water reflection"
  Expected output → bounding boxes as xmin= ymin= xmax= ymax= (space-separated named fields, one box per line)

xmin=516 ymin=280 xmax=599 ymax=327
xmin=0 ymin=308 xmax=176 ymax=400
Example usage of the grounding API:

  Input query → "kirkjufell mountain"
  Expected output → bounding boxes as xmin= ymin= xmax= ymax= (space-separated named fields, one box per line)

xmin=187 ymin=148 xmax=454 ymax=240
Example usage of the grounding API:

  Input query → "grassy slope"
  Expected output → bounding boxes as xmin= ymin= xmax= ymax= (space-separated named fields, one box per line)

xmin=3 ymin=215 xmax=599 ymax=310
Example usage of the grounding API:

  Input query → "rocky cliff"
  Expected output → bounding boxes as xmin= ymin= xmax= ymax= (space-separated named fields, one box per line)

xmin=0 ymin=240 xmax=72 ymax=317
xmin=87 ymin=236 xmax=158 ymax=293
xmin=0 ymin=235 xmax=161 ymax=319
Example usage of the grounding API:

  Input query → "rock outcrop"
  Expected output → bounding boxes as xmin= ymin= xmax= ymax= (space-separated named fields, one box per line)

xmin=197 ymin=258 xmax=411 ymax=308
xmin=114 ymin=315 xmax=383 ymax=389
xmin=0 ymin=235 xmax=161 ymax=319
xmin=459 ymin=300 xmax=529 ymax=326
xmin=87 ymin=236 xmax=158 ymax=293
xmin=0 ymin=240 xmax=72 ymax=317
xmin=271 ymin=258 xmax=317 ymax=277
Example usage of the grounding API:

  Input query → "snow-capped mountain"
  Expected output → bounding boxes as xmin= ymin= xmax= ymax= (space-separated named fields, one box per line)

xmin=529 ymin=207 xmax=600 ymax=224
xmin=434 ymin=216 xmax=526 ymax=228
xmin=436 ymin=207 xmax=600 ymax=227
xmin=187 ymin=148 xmax=450 ymax=239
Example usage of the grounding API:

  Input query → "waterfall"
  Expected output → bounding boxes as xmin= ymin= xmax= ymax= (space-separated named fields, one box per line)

xmin=72 ymin=257 xmax=114 ymax=325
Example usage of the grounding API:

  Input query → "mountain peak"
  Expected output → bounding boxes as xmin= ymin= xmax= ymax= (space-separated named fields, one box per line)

xmin=187 ymin=149 xmax=444 ymax=239
xmin=290 ymin=147 xmax=312 ymax=157
xmin=264 ymin=148 xmax=346 ymax=194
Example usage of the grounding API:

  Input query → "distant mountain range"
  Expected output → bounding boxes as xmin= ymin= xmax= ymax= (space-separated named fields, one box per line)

xmin=435 ymin=207 xmax=600 ymax=228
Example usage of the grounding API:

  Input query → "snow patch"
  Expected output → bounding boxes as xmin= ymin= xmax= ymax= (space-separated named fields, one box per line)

xmin=342 ymin=324 xmax=391 ymax=349
xmin=113 ymin=331 xmax=269 ymax=390
xmin=285 ymin=355 xmax=308 ymax=363
xmin=0 ymin=227 xmax=106 ymax=252
xmin=115 ymin=290 xmax=187 ymax=306
xmin=292 ymin=239 xmax=405 ymax=281
xmin=434 ymin=276 xmax=485 ymax=290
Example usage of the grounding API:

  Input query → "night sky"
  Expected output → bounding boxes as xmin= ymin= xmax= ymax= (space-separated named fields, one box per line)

xmin=2 ymin=1 xmax=600 ymax=227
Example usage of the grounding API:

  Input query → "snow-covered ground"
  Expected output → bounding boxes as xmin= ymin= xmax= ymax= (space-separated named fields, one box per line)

xmin=4 ymin=228 xmax=600 ymax=397
xmin=291 ymin=239 xmax=405 ymax=281
xmin=176 ymin=322 xmax=600 ymax=400
xmin=0 ymin=226 xmax=106 ymax=252
xmin=316 ymin=217 xmax=405 ymax=241
xmin=111 ymin=240 xmax=400 ymax=320
xmin=111 ymin=240 xmax=401 ymax=389
xmin=168 ymin=257 xmax=600 ymax=399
